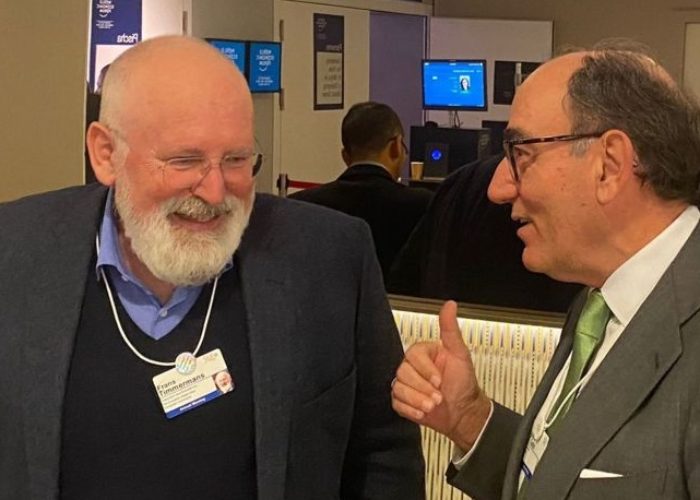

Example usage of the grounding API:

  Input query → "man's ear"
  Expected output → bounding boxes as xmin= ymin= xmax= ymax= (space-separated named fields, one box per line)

xmin=341 ymin=148 xmax=351 ymax=167
xmin=596 ymin=129 xmax=636 ymax=204
xmin=86 ymin=122 xmax=120 ymax=186
xmin=387 ymin=136 xmax=402 ymax=161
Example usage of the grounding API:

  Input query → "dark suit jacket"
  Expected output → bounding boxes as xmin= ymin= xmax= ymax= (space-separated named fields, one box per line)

xmin=289 ymin=164 xmax=433 ymax=283
xmin=388 ymin=155 xmax=582 ymax=312
xmin=0 ymin=184 xmax=425 ymax=500
xmin=448 ymin=222 xmax=700 ymax=499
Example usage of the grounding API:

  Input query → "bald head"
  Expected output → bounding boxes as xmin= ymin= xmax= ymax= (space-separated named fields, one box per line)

xmin=506 ymin=52 xmax=587 ymax=140
xmin=87 ymin=35 xmax=258 ymax=210
xmin=100 ymin=36 xmax=252 ymax=137
xmin=520 ymin=51 xmax=586 ymax=92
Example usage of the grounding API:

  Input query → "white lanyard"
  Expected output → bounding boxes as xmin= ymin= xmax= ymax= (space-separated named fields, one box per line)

xmin=534 ymin=364 xmax=596 ymax=440
xmin=95 ymin=236 xmax=219 ymax=374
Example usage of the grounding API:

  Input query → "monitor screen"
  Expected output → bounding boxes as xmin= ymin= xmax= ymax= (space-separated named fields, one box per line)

xmin=482 ymin=120 xmax=508 ymax=155
xmin=248 ymin=41 xmax=282 ymax=93
xmin=207 ymin=38 xmax=247 ymax=76
xmin=410 ymin=126 xmax=491 ymax=176
xmin=422 ymin=59 xmax=488 ymax=111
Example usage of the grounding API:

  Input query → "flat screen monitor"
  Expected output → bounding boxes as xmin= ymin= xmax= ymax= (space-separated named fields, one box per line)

xmin=248 ymin=41 xmax=282 ymax=93
xmin=481 ymin=120 xmax=508 ymax=155
xmin=206 ymin=38 xmax=247 ymax=76
xmin=422 ymin=59 xmax=488 ymax=111
xmin=410 ymin=126 xmax=491 ymax=177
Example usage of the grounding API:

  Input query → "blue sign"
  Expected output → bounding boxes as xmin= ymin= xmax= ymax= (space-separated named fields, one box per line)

xmin=248 ymin=42 xmax=282 ymax=93
xmin=207 ymin=39 xmax=248 ymax=76
xmin=89 ymin=0 xmax=142 ymax=91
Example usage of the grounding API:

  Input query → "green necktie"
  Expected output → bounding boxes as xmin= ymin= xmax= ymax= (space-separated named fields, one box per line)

xmin=549 ymin=289 xmax=610 ymax=424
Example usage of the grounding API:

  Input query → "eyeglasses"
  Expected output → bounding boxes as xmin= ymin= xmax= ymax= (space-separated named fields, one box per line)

xmin=161 ymin=152 xmax=263 ymax=189
xmin=502 ymin=131 xmax=606 ymax=182
xmin=108 ymin=126 xmax=263 ymax=189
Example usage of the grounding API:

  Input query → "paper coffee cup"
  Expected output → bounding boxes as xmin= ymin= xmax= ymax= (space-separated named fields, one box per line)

xmin=410 ymin=161 xmax=424 ymax=180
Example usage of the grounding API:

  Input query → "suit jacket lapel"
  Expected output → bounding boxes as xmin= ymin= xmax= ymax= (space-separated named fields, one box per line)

xmin=501 ymin=292 xmax=586 ymax=499
xmin=237 ymin=196 xmax=296 ymax=500
xmin=524 ymin=278 xmax=682 ymax=498
xmin=21 ymin=185 xmax=107 ymax=499
xmin=523 ymin=223 xmax=700 ymax=499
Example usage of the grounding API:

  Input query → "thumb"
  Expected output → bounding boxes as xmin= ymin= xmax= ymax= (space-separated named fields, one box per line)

xmin=439 ymin=300 xmax=468 ymax=359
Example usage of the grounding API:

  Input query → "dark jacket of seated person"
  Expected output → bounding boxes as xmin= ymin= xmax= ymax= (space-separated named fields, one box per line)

xmin=388 ymin=154 xmax=582 ymax=312
xmin=289 ymin=102 xmax=433 ymax=283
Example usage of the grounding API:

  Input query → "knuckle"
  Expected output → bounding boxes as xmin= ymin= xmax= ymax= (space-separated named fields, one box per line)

xmin=405 ymin=343 xmax=428 ymax=362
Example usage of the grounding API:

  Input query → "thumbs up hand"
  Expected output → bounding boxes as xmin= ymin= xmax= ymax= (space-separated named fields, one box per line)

xmin=391 ymin=301 xmax=492 ymax=452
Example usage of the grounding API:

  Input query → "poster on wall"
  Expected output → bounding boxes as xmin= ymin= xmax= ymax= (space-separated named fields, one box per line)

xmin=314 ymin=13 xmax=344 ymax=110
xmin=493 ymin=60 xmax=541 ymax=105
xmin=89 ymin=0 xmax=143 ymax=92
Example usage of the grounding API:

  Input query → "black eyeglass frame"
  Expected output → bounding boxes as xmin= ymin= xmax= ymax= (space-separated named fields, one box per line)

xmin=503 ymin=131 xmax=606 ymax=181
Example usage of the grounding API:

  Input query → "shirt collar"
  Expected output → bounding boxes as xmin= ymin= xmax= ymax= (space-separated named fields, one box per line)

xmin=95 ymin=188 xmax=128 ymax=278
xmin=602 ymin=205 xmax=700 ymax=326
xmin=343 ymin=163 xmax=395 ymax=181
xmin=348 ymin=161 xmax=387 ymax=169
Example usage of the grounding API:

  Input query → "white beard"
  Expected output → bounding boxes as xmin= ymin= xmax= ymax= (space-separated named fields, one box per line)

xmin=114 ymin=182 xmax=253 ymax=287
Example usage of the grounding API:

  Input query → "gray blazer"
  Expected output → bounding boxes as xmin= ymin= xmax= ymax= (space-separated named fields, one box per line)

xmin=449 ymin=222 xmax=700 ymax=500
xmin=0 ymin=184 xmax=424 ymax=500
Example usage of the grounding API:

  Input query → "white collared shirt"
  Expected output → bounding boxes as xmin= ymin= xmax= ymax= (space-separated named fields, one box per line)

xmin=454 ymin=205 xmax=700 ymax=470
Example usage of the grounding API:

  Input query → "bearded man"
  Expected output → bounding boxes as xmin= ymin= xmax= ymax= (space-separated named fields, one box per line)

xmin=0 ymin=36 xmax=424 ymax=500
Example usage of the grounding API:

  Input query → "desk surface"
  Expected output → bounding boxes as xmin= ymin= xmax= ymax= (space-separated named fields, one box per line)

xmin=405 ymin=178 xmax=443 ymax=191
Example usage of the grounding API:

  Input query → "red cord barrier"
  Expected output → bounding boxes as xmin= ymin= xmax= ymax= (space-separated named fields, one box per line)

xmin=277 ymin=174 xmax=322 ymax=197
xmin=288 ymin=180 xmax=322 ymax=189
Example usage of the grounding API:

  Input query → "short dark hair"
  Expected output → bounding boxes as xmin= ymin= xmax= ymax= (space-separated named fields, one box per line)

xmin=566 ymin=43 xmax=700 ymax=204
xmin=341 ymin=101 xmax=404 ymax=159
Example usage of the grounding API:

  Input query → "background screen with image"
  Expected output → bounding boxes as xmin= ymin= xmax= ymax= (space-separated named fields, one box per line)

xmin=422 ymin=60 xmax=487 ymax=110
xmin=207 ymin=38 xmax=247 ymax=76
xmin=249 ymin=41 xmax=282 ymax=93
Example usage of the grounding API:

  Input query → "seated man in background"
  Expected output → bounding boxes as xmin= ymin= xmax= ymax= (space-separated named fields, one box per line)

xmin=0 ymin=36 xmax=424 ymax=500
xmin=290 ymin=101 xmax=433 ymax=282
xmin=388 ymin=154 xmax=582 ymax=312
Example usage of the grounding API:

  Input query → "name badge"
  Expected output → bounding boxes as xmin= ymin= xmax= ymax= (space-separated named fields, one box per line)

xmin=519 ymin=422 xmax=550 ymax=489
xmin=152 ymin=348 xmax=234 ymax=419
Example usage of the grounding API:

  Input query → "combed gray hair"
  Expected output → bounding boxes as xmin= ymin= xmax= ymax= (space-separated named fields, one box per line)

xmin=565 ymin=42 xmax=700 ymax=205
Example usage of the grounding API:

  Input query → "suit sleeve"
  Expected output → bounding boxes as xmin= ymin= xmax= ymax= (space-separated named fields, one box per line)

xmin=447 ymin=402 xmax=522 ymax=500
xmin=340 ymin=222 xmax=426 ymax=500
